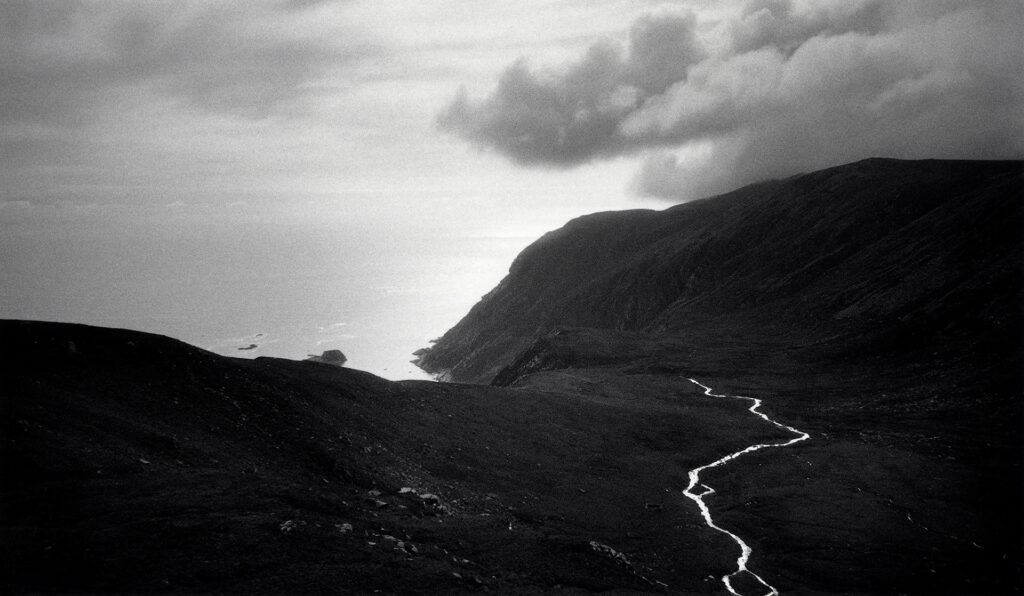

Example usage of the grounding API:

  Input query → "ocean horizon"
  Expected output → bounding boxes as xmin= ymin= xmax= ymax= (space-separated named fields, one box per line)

xmin=0 ymin=202 xmax=535 ymax=381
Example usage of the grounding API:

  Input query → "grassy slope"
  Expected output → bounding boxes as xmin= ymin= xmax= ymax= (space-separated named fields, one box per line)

xmin=418 ymin=159 xmax=1021 ymax=386
xmin=414 ymin=158 xmax=1023 ymax=593
xmin=3 ymin=159 xmax=1021 ymax=594
xmin=502 ymin=332 xmax=1021 ymax=594
xmin=3 ymin=319 xmax=801 ymax=594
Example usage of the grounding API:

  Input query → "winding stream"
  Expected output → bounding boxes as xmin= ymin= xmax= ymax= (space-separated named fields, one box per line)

xmin=683 ymin=378 xmax=810 ymax=596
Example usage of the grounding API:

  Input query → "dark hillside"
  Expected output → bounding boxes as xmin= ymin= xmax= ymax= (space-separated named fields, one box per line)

xmin=412 ymin=158 xmax=1023 ymax=593
xmin=1 ymin=319 xmax=817 ymax=594
xmin=416 ymin=159 xmax=1021 ymax=385
xmin=3 ymin=159 xmax=1020 ymax=594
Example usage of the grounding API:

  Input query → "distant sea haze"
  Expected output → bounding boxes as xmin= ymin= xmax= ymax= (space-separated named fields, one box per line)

xmin=0 ymin=206 xmax=529 ymax=381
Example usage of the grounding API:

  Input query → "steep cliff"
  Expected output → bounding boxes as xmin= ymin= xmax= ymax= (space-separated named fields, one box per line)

xmin=417 ymin=158 xmax=1022 ymax=384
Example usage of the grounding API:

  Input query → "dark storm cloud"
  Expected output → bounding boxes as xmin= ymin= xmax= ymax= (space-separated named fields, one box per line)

xmin=727 ymin=0 xmax=890 ymax=55
xmin=0 ymin=1 xmax=378 ymax=125
xmin=440 ymin=1 xmax=1024 ymax=199
xmin=437 ymin=11 xmax=705 ymax=166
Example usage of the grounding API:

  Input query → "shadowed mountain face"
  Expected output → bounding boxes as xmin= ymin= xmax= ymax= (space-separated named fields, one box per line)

xmin=411 ymin=157 xmax=1023 ymax=593
xmin=417 ymin=158 xmax=1021 ymax=386
xmin=2 ymin=159 xmax=1021 ymax=594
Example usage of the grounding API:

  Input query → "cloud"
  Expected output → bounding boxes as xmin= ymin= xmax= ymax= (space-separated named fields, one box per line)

xmin=438 ymin=9 xmax=704 ymax=166
xmin=0 ymin=1 xmax=389 ymax=206
xmin=440 ymin=1 xmax=1024 ymax=200
xmin=726 ymin=0 xmax=889 ymax=55
xmin=0 ymin=1 xmax=379 ymax=125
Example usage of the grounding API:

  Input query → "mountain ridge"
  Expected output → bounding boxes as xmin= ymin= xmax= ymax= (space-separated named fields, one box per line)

xmin=411 ymin=157 xmax=1022 ymax=592
xmin=416 ymin=157 xmax=1021 ymax=385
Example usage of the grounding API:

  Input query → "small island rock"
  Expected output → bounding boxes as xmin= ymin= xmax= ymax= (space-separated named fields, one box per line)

xmin=306 ymin=349 xmax=347 ymax=367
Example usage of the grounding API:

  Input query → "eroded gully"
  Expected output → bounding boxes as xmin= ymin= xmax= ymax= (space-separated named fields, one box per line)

xmin=683 ymin=378 xmax=810 ymax=596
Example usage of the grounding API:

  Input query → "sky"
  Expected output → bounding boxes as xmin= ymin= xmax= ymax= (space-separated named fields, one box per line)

xmin=0 ymin=0 xmax=671 ymax=235
xmin=1 ymin=0 xmax=1022 ymax=375
xmin=3 ymin=0 xmax=1020 ymax=217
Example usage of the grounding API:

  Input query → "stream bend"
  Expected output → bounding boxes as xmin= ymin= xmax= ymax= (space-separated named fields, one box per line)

xmin=683 ymin=378 xmax=810 ymax=596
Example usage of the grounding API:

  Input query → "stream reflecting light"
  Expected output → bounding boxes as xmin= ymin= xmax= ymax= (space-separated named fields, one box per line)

xmin=683 ymin=378 xmax=810 ymax=596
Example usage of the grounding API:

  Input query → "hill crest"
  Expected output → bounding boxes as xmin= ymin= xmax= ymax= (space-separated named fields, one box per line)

xmin=416 ymin=158 xmax=1022 ymax=384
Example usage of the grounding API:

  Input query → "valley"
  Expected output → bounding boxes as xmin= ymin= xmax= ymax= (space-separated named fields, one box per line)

xmin=2 ymin=158 xmax=1021 ymax=594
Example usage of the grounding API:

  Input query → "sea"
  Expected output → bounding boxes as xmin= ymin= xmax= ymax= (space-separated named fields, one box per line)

xmin=0 ymin=203 xmax=535 ymax=381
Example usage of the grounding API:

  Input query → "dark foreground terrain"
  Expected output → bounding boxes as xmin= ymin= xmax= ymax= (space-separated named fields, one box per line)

xmin=3 ymin=320 xmax=798 ymax=594
xmin=3 ymin=159 xmax=1022 ymax=594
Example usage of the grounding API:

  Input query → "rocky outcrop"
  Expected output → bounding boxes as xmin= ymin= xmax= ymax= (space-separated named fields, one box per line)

xmin=306 ymin=349 xmax=347 ymax=367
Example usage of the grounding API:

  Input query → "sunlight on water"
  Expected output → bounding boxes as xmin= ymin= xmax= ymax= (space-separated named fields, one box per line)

xmin=0 ymin=204 xmax=534 ymax=381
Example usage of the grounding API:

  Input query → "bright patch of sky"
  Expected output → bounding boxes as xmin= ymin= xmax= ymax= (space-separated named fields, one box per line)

xmin=0 ymin=0 xmax=679 ymax=236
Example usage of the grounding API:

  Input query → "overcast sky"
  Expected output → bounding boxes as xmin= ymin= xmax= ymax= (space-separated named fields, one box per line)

xmin=1 ymin=0 xmax=1022 ymax=232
